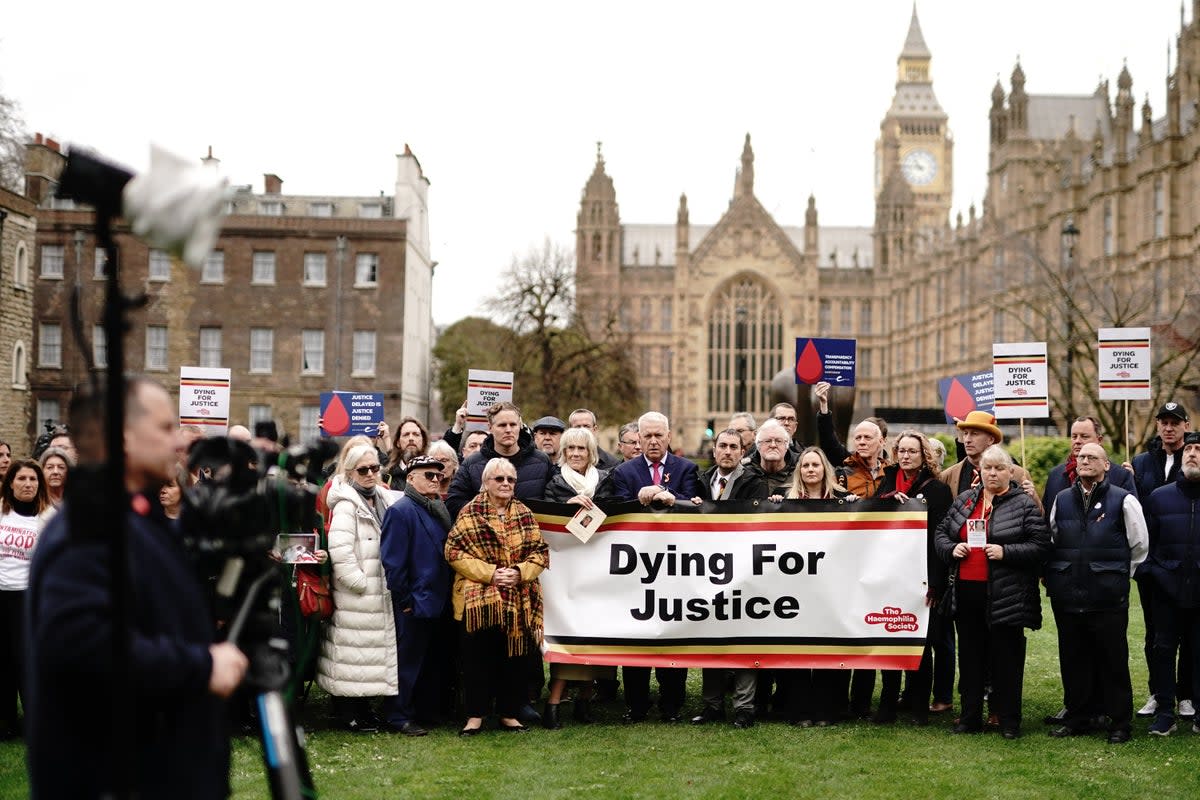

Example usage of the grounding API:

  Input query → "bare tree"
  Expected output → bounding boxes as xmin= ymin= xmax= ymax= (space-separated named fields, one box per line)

xmin=481 ymin=238 xmax=639 ymax=421
xmin=0 ymin=87 xmax=27 ymax=193
xmin=995 ymin=229 xmax=1200 ymax=451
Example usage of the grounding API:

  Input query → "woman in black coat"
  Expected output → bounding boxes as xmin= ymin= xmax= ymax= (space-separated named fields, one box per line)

xmin=871 ymin=430 xmax=953 ymax=725
xmin=934 ymin=444 xmax=1050 ymax=739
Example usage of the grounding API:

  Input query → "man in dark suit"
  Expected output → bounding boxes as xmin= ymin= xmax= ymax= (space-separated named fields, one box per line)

xmin=696 ymin=429 xmax=758 ymax=501
xmin=380 ymin=456 xmax=455 ymax=736
xmin=607 ymin=411 xmax=699 ymax=722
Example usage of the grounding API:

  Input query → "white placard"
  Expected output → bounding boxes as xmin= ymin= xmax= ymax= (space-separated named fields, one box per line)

xmin=966 ymin=519 xmax=987 ymax=549
xmin=466 ymin=369 xmax=514 ymax=432
xmin=179 ymin=366 xmax=231 ymax=435
xmin=1098 ymin=327 xmax=1152 ymax=401
xmin=991 ymin=342 xmax=1049 ymax=419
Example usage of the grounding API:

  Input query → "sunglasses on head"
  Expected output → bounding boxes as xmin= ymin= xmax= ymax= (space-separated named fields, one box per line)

xmin=491 ymin=475 xmax=517 ymax=484
xmin=355 ymin=464 xmax=382 ymax=475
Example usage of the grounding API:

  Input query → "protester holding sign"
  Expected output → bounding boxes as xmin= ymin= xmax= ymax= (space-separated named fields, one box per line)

xmin=447 ymin=457 xmax=549 ymax=736
xmin=935 ymin=445 xmax=1050 ymax=739
xmin=872 ymin=430 xmax=953 ymax=725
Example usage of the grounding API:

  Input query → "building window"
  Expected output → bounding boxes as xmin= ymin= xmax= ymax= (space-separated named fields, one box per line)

xmin=860 ymin=348 xmax=871 ymax=379
xmin=199 ymin=327 xmax=222 ymax=368
xmin=706 ymin=277 xmax=784 ymax=416
xmin=352 ymin=331 xmax=376 ymax=376
xmin=148 ymin=249 xmax=171 ymax=281
xmin=1154 ymin=177 xmax=1165 ymax=238
xmin=37 ymin=398 xmax=61 ymax=431
xmin=839 ymin=300 xmax=852 ymax=334
xmin=1153 ymin=263 xmax=1167 ymax=318
xmin=935 ymin=274 xmax=944 ymax=313
xmin=260 ymin=201 xmax=282 ymax=216
xmin=301 ymin=329 xmax=324 ymax=375
xmin=299 ymin=405 xmax=321 ymax=441
xmin=40 ymin=245 xmax=64 ymax=279
xmin=145 ymin=325 xmax=168 ymax=371
xmin=354 ymin=253 xmax=378 ymax=286
xmin=992 ymin=248 xmax=1005 ymax=292
xmin=248 ymin=404 xmax=273 ymax=431
xmin=303 ymin=253 xmax=327 ymax=286
xmin=252 ymin=251 xmax=276 ymax=285
xmin=309 ymin=202 xmax=332 ymax=217
xmin=13 ymin=243 xmax=29 ymax=286
xmin=11 ymin=342 xmax=26 ymax=388
xmin=914 ymin=334 xmax=923 ymax=370
xmin=935 ymin=330 xmax=943 ymax=364
xmin=661 ymin=298 xmax=672 ymax=332
xmin=1103 ymin=200 xmax=1114 ymax=256
xmin=818 ymin=300 xmax=831 ymax=335
xmin=39 ymin=323 xmax=62 ymax=368
xmin=358 ymin=204 xmax=382 ymax=219
xmin=202 ymin=250 xmax=225 ymax=284
xmin=249 ymin=328 xmax=273 ymax=373
xmin=640 ymin=298 xmax=652 ymax=330
xmin=94 ymin=247 xmax=108 ymax=278
xmin=860 ymin=301 xmax=872 ymax=333
xmin=92 ymin=325 xmax=107 ymax=369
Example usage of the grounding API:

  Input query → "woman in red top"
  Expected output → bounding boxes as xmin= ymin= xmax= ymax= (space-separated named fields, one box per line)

xmin=934 ymin=444 xmax=1050 ymax=739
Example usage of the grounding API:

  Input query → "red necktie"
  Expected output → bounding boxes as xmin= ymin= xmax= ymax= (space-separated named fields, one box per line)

xmin=651 ymin=462 xmax=662 ymax=486
xmin=718 ymin=476 xmax=728 ymax=497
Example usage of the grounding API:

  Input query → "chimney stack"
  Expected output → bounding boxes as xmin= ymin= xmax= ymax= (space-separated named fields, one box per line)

xmin=263 ymin=174 xmax=282 ymax=194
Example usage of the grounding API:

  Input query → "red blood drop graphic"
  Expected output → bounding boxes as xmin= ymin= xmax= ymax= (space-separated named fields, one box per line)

xmin=324 ymin=394 xmax=351 ymax=436
xmin=944 ymin=379 xmax=976 ymax=421
xmin=795 ymin=339 xmax=824 ymax=384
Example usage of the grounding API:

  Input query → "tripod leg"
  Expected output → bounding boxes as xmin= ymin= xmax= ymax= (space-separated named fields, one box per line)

xmin=256 ymin=690 xmax=317 ymax=800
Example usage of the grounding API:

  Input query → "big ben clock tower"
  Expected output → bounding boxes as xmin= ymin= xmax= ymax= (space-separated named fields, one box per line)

xmin=875 ymin=5 xmax=953 ymax=231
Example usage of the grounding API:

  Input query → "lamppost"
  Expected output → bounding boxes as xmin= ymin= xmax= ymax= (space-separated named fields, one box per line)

xmin=333 ymin=235 xmax=347 ymax=388
xmin=1061 ymin=217 xmax=1080 ymax=421
xmin=735 ymin=306 xmax=747 ymax=412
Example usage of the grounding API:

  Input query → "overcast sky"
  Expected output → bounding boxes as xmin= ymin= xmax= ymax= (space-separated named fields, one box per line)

xmin=0 ymin=1 xmax=1186 ymax=325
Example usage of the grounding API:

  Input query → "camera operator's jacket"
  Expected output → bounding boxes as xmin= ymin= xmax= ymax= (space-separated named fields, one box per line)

xmin=317 ymin=478 xmax=400 ymax=697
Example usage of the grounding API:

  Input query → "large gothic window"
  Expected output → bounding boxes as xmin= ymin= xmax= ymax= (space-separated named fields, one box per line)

xmin=707 ymin=277 xmax=784 ymax=416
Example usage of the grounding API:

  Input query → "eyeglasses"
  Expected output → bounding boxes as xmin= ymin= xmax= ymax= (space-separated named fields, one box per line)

xmin=759 ymin=438 xmax=789 ymax=447
xmin=895 ymin=448 xmax=923 ymax=456
xmin=490 ymin=475 xmax=517 ymax=484
xmin=1075 ymin=454 xmax=1104 ymax=462
xmin=420 ymin=471 xmax=445 ymax=483
xmin=774 ymin=416 xmax=797 ymax=423
xmin=355 ymin=464 xmax=382 ymax=475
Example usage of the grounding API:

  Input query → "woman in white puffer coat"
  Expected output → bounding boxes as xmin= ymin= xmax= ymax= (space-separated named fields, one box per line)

xmin=317 ymin=443 xmax=400 ymax=732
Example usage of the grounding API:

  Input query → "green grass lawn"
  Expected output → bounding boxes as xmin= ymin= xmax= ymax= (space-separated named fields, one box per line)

xmin=4 ymin=594 xmax=1200 ymax=799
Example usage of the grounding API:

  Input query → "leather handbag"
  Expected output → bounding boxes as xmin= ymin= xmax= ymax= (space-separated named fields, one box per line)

xmin=937 ymin=569 xmax=958 ymax=619
xmin=296 ymin=566 xmax=333 ymax=620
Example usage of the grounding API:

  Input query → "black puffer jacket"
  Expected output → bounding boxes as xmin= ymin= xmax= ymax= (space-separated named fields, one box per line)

xmin=934 ymin=482 xmax=1051 ymax=629
xmin=445 ymin=429 xmax=552 ymax=519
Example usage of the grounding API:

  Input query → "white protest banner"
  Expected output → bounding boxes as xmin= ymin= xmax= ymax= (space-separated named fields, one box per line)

xmin=1098 ymin=327 xmax=1152 ymax=400
xmin=531 ymin=500 xmax=929 ymax=670
xmin=179 ymin=366 xmax=231 ymax=435
xmin=991 ymin=342 xmax=1049 ymax=419
xmin=466 ymin=369 xmax=514 ymax=431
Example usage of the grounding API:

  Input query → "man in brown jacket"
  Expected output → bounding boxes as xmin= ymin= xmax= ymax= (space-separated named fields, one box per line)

xmin=814 ymin=381 xmax=890 ymax=498
xmin=940 ymin=410 xmax=1041 ymax=511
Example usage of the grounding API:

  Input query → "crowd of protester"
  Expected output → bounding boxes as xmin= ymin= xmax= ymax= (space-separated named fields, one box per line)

xmin=4 ymin=388 xmax=1199 ymax=756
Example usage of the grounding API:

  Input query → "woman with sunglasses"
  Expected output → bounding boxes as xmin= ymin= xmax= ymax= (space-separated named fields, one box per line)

xmin=316 ymin=443 xmax=401 ymax=732
xmin=446 ymin=457 xmax=549 ymax=735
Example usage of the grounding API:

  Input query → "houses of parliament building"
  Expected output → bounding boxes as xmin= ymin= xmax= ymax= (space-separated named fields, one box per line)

xmin=574 ymin=7 xmax=1200 ymax=447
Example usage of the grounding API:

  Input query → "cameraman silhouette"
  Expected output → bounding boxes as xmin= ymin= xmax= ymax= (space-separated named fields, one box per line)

xmin=25 ymin=377 xmax=248 ymax=799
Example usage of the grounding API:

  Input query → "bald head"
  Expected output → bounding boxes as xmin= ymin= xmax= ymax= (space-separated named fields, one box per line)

xmin=852 ymin=420 xmax=883 ymax=465
xmin=1075 ymin=442 xmax=1110 ymax=487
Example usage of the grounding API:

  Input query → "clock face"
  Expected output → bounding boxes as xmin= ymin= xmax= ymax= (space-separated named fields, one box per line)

xmin=901 ymin=149 xmax=937 ymax=186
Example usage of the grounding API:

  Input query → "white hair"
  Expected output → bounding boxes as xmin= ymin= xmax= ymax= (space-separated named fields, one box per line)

xmin=428 ymin=439 xmax=459 ymax=466
xmin=756 ymin=419 xmax=789 ymax=444
xmin=853 ymin=420 xmax=882 ymax=438
xmin=638 ymin=411 xmax=670 ymax=431
xmin=481 ymin=457 xmax=516 ymax=483
xmin=979 ymin=444 xmax=1014 ymax=468
xmin=341 ymin=444 xmax=379 ymax=480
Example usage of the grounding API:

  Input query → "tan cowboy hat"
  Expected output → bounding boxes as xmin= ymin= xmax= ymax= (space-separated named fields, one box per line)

xmin=955 ymin=410 xmax=1003 ymax=442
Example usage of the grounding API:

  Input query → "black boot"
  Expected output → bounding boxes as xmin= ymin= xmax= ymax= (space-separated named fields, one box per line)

xmin=573 ymin=699 xmax=594 ymax=724
xmin=543 ymin=702 xmax=562 ymax=730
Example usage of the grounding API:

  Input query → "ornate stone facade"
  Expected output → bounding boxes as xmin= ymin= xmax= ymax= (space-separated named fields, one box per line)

xmin=575 ymin=6 xmax=1200 ymax=448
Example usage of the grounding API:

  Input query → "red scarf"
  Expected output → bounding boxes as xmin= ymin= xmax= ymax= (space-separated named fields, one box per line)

xmin=895 ymin=469 xmax=916 ymax=496
xmin=1064 ymin=456 xmax=1078 ymax=486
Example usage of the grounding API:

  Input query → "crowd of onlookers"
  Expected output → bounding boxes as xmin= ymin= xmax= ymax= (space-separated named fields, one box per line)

xmin=4 ymin=391 xmax=1199 ymax=750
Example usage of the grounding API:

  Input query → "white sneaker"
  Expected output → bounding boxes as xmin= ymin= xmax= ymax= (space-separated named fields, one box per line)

xmin=1179 ymin=699 xmax=1196 ymax=718
xmin=1137 ymin=696 xmax=1158 ymax=717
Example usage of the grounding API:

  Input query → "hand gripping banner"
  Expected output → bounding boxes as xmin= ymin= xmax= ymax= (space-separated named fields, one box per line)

xmin=527 ymin=498 xmax=930 ymax=671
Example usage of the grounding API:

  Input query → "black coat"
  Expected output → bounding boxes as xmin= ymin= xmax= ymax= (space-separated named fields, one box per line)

xmin=26 ymin=496 xmax=229 ymax=799
xmin=1141 ymin=475 xmax=1200 ymax=607
xmin=875 ymin=465 xmax=953 ymax=597
xmin=445 ymin=429 xmax=553 ymax=519
xmin=1132 ymin=438 xmax=1184 ymax=504
xmin=1041 ymin=458 xmax=1135 ymax=515
xmin=934 ymin=482 xmax=1051 ymax=629
xmin=543 ymin=467 xmax=612 ymax=503
xmin=1047 ymin=481 xmax=1137 ymax=612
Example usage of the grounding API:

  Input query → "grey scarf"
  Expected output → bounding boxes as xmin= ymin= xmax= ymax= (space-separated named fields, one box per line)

xmin=404 ymin=483 xmax=453 ymax=532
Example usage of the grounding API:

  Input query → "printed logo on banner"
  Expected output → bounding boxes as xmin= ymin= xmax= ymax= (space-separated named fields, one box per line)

xmin=795 ymin=338 xmax=857 ymax=385
xmin=864 ymin=606 xmax=919 ymax=632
